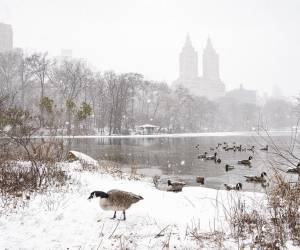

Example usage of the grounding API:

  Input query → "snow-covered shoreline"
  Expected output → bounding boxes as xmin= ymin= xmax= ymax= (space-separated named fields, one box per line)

xmin=0 ymin=157 xmax=266 ymax=249
xmin=1 ymin=151 xmax=299 ymax=249
xmin=26 ymin=130 xmax=293 ymax=139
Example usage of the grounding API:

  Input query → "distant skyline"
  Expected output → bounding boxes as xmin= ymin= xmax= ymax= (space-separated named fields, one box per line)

xmin=0 ymin=0 xmax=299 ymax=97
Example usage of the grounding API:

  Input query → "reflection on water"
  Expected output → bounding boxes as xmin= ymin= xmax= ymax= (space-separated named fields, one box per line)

xmin=65 ymin=133 xmax=298 ymax=192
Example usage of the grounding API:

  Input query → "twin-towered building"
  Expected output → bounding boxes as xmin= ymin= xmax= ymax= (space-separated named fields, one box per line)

xmin=0 ymin=24 xmax=256 ymax=104
xmin=173 ymin=35 xmax=226 ymax=100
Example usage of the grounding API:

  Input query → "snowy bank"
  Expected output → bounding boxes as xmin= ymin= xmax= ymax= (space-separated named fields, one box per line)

xmin=0 ymin=158 xmax=270 ymax=249
xmin=30 ymin=130 xmax=293 ymax=139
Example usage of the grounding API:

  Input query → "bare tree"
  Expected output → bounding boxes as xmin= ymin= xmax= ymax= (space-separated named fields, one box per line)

xmin=27 ymin=53 xmax=51 ymax=126
xmin=51 ymin=59 xmax=91 ymax=135
xmin=18 ymin=53 xmax=34 ymax=109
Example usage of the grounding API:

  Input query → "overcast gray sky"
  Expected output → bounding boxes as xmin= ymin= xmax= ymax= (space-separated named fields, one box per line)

xmin=1 ymin=0 xmax=299 ymax=97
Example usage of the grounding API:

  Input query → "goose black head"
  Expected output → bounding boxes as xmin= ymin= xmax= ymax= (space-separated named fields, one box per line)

xmin=261 ymin=172 xmax=267 ymax=177
xmin=88 ymin=191 xmax=109 ymax=200
xmin=297 ymin=162 xmax=300 ymax=167
xmin=248 ymin=156 xmax=253 ymax=160
xmin=236 ymin=183 xmax=242 ymax=190
xmin=214 ymin=152 xmax=217 ymax=156
xmin=167 ymin=180 xmax=172 ymax=186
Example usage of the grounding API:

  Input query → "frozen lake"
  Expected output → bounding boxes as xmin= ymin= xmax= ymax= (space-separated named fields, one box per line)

xmin=64 ymin=132 xmax=296 ymax=192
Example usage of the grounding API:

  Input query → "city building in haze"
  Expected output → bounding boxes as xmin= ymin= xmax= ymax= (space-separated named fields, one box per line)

xmin=173 ymin=35 xmax=225 ymax=100
xmin=225 ymin=84 xmax=256 ymax=104
xmin=0 ymin=23 xmax=13 ymax=52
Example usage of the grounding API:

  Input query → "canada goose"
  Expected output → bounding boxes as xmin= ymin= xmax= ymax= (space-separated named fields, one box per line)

xmin=198 ymin=152 xmax=207 ymax=159
xmin=260 ymin=145 xmax=268 ymax=151
xmin=167 ymin=180 xmax=186 ymax=192
xmin=238 ymin=156 xmax=253 ymax=165
xmin=196 ymin=176 xmax=205 ymax=184
xmin=224 ymin=183 xmax=242 ymax=191
xmin=216 ymin=158 xmax=221 ymax=163
xmin=287 ymin=163 xmax=300 ymax=173
xmin=88 ymin=190 xmax=143 ymax=220
xmin=206 ymin=152 xmax=217 ymax=160
xmin=225 ymin=146 xmax=236 ymax=152
xmin=287 ymin=168 xmax=300 ymax=173
xmin=236 ymin=145 xmax=242 ymax=152
xmin=195 ymin=144 xmax=200 ymax=149
xmin=247 ymin=146 xmax=255 ymax=152
xmin=244 ymin=172 xmax=267 ymax=182
xmin=225 ymin=164 xmax=234 ymax=171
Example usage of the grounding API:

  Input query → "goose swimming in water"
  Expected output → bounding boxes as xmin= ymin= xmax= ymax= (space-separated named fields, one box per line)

xmin=244 ymin=172 xmax=267 ymax=182
xmin=287 ymin=163 xmax=300 ymax=173
xmin=206 ymin=152 xmax=217 ymax=160
xmin=224 ymin=183 xmax=242 ymax=191
xmin=198 ymin=152 xmax=207 ymax=159
xmin=225 ymin=164 xmax=234 ymax=171
xmin=260 ymin=145 xmax=268 ymax=151
xmin=167 ymin=180 xmax=186 ymax=192
xmin=238 ymin=156 xmax=253 ymax=165
xmin=88 ymin=190 xmax=143 ymax=220
xmin=225 ymin=146 xmax=236 ymax=152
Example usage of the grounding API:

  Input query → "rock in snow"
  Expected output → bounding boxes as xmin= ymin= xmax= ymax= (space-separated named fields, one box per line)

xmin=67 ymin=150 xmax=99 ymax=166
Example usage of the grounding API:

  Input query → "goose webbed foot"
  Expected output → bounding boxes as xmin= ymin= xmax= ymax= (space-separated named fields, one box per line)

xmin=111 ymin=211 xmax=116 ymax=220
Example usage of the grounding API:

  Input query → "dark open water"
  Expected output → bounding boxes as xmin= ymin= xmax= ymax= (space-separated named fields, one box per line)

xmin=64 ymin=132 xmax=298 ymax=192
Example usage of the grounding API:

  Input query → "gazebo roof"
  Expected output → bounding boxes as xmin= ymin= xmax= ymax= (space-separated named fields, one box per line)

xmin=139 ymin=124 xmax=159 ymax=128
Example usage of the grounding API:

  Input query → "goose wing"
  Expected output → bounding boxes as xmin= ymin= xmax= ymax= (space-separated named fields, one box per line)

xmin=107 ymin=189 xmax=143 ymax=208
xmin=224 ymin=184 xmax=234 ymax=190
xmin=244 ymin=175 xmax=255 ymax=181
xmin=287 ymin=168 xmax=299 ymax=173
xmin=244 ymin=176 xmax=264 ymax=182
xmin=239 ymin=160 xmax=250 ymax=164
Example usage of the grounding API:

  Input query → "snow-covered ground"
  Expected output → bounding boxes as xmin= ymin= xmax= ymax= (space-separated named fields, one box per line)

xmin=0 ymin=154 xmax=283 ymax=249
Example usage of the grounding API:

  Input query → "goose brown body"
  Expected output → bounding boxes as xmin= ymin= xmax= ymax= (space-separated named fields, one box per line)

xmin=244 ymin=172 xmax=267 ymax=182
xmin=238 ymin=156 xmax=252 ymax=165
xmin=100 ymin=189 xmax=143 ymax=211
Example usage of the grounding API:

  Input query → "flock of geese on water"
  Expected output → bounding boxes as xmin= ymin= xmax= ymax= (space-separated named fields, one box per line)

xmin=87 ymin=142 xmax=300 ymax=220
xmin=164 ymin=142 xmax=270 ymax=192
